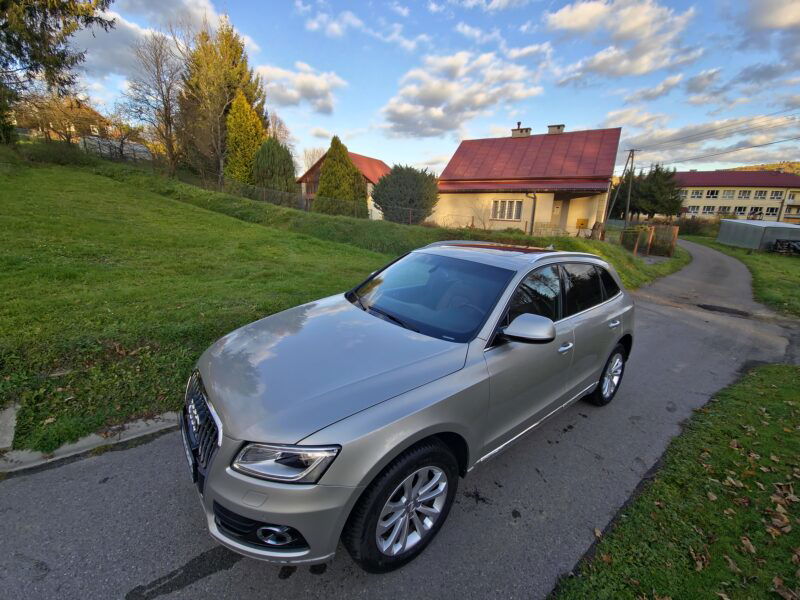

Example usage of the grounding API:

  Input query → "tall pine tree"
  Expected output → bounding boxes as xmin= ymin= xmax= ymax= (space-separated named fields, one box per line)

xmin=253 ymin=136 xmax=296 ymax=193
xmin=225 ymin=90 xmax=265 ymax=184
xmin=313 ymin=136 xmax=367 ymax=217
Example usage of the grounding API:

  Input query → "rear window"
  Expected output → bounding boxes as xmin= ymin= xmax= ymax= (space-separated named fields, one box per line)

xmin=562 ymin=263 xmax=604 ymax=317
xmin=598 ymin=267 xmax=620 ymax=299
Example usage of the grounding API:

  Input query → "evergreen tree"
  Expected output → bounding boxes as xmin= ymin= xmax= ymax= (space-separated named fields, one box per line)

xmin=313 ymin=136 xmax=367 ymax=217
xmin=225 ymin=90 xmax=265 ymax=184
xmin=372 ymin=165 xmax=438 ymax=224
xmin=252 ymin=136 xmax=296 ymax=193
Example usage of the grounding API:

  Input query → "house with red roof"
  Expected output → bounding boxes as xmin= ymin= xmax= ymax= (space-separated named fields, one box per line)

xmin=432 ymin=123 xmax=622 ymax=235
xmin=297 ymin=151 xmax=391 ymax=219
xmin=674 ymin=170 xmax=800 ymax=223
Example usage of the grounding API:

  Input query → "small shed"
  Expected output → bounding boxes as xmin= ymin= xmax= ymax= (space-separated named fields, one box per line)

xmin=716 ymin=219 xmax=800 ymax=250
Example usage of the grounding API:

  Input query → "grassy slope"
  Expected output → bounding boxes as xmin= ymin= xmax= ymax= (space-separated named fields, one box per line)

xmin=90 ymin=162 xmax=691 ymax=290
xmin=0 ymin=163 xmax=387 ymax=451
xmin=683 ymin=235 xmax=800 ymax=318
xmin=556 ymin=364 xmax=800 ymax=600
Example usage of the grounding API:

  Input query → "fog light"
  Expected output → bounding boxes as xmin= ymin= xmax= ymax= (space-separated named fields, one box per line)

xmin=256 ymin=525 xmax=295 ymax=546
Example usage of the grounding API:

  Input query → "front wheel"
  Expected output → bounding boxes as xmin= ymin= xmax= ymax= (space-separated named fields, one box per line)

xmin=585 ymin=344 xmax=626 ymax=406
xmin=342 ymin=440 xmax=458 ymax=573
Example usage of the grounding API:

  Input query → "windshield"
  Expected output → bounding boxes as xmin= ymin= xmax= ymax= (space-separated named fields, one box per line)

xmin=350 ymin=252 xmax=514 ymax=343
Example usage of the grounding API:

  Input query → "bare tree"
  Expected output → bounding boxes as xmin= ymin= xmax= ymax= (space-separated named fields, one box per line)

xmin=124 ymin=32 xmax=182 ymax=174
xmin=302 ymin=146 xmax=326 ymax=172
xmin=105 ymin=102 xmax=143 ymax=159
xmin=267 ymin=110 xmax=292 ymax=147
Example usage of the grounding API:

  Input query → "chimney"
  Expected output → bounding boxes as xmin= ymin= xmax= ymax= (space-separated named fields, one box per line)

xmin=547 ymin=124 xmax=565 ymax=134
xmin=511 ymin=121 xmax=531 ymax=137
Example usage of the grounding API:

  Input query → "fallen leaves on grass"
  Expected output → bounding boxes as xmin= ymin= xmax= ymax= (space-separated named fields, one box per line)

xmin=689 ymin=545 xmax=710 ymax=572
xmin=723 ymin=554 xmax=741 ymax=573
xmin=741 ymin=536 xmax=756 ymax=554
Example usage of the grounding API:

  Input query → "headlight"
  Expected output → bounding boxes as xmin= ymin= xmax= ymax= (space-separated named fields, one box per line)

xmin=231 ymin=443 xmax=340 ymax=483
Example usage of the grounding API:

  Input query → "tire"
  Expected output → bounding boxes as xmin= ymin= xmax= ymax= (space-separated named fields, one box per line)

xmin=342 ymin=439 xmax=459 ymax=573
xmin=584 ymin=343 xmax=627 ymax=406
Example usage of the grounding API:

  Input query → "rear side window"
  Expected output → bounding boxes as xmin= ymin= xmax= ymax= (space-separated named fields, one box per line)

xmin=507 ymin=265 xmax=561 ymax=324
xmin=562 ymin=263 xmax=604 ymax=317
xmin=598 ymin=267 xmax=620 ymax=299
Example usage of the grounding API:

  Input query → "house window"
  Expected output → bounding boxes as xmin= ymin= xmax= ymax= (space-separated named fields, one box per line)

xmin=754 ymin=190 xmax=767 ymax=199
xmin=492 ymin=200 xmax=523 ymax=221
xmin=766 ymin=206 xmax=779 ymax=216
xmin=679 ymin=189 xmax=688 ymax=200
xmin=738 ymin=190 xmax=751 ymax=199
xmin=722 ymin=190 xmax=735 ymax=199
xmin=687 ymin=205 xmax=699 ymax=214
xmin=702 ymin=205 xmax=715 ymax=214
xmin=770 ymin=190 xmax=784 ymax=200
xmin=706 ymin=189 xmax=719 ymax=198
xmin=718 ymin=206 xmax=731 ymax=214
xmin=735 ymin=206 xmax=747 ymax=215
xmin=690 ymin=189 xmax=703 ymax=199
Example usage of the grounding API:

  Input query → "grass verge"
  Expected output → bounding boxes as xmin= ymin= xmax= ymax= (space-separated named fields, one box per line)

xmin=683 ymin=235 xmax=800 ymax=318
xmin=0 ymin=162 xmax=386 ymax=451
xmin=555 ymin=364 xmax=800 ymax=600
xmin=89 ymin=161 xmax=690 ymax=290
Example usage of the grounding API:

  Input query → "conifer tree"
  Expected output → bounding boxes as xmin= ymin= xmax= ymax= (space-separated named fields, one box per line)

xmin=252 ymin=136 xmax=296 ymax=193
xmin=225 ymin=90 xmax=265 ymax=184
xmin=372 ymin=165 xmax=437 ymax=224
xmin=313 ymin=136 xmax=367 ymax=217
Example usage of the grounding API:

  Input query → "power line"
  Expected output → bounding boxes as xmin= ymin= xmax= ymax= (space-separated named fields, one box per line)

xmin=656 ymin=135 xmax=800 ymax=166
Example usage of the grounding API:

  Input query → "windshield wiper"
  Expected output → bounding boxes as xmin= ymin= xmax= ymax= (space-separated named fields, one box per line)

xmin=350 ymin=290 xmax=367 ymax=311
xmin=368 ymin=305 xmax=419 ymax=333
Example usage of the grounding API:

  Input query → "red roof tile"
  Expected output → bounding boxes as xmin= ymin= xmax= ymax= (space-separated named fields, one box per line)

xmin=438 ymin=179 xmax=610 ymax=193
xmin=296 ymin=151 xmax=391 ymax=184
xmin=674 ymin=170 xmax=800 ymax=188
xmin=439 ymin=128 xmax=622 ymax=183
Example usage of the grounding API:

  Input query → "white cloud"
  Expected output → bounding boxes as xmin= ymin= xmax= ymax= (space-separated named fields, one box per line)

xmin=375 ymin=24 xmax=430 ymax=51
xmin=746 ymin=0 xmax=800 ymax=30
xmin=382 ymin=51 xmax=543 ymax=138
xmin=391 ymin=2 xmax=410 ymax=17
xmin=427 ymin=1 xmax=445 ymax=12
xmin=305 ymin=10 xmax=363 ymax=37
xmin=549 ymin=0 xmax=701 ymax=83
xmin=310 ymin=127 xmax=332 ymax=139
xmin=504 ymin=42 xmax=552 ymax=60
xmin=115 ymin=0 xmax=218 ymax=29
xmin=624 ymin=74 xmax=683 ymax=102
xmin=519 ymin=20 xmax=535 ymax=33
xmin=257 ymin=61 xmax=346 ymax=114
xmin=450 ymin=0 xmax=532 ymax=11
xmin=454 ymin=22 xmax=504 ymax=44
xmin=685 ymin=68 xmax=722 ymax=94
xmin=602 ymin=107 xmax=669 ymax=131
xmin=71 ymin=11 xmax=152 ymax=79
xmin=294 ymin=0 xmax=311 ymax=14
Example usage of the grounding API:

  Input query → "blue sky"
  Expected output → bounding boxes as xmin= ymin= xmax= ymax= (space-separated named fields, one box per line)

xmin=72 ymin=0 xmax=800 ymax=174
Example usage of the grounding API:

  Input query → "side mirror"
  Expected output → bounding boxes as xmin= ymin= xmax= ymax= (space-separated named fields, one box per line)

xmin=501 ymin=314 xmax=556 ymax=344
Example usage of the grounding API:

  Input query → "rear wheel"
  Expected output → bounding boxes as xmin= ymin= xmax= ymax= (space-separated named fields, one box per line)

xmin=585 ymin=344 xmax=626 ymax=406
xmin=342 ymin=440 xmax=458 ymax=573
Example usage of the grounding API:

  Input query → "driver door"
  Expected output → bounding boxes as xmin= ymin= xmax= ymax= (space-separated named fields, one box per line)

xmin=481 ymin=264 xmax=575 ymax=455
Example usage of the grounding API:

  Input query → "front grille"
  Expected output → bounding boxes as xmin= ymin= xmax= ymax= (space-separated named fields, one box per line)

xmin=213 ymin=501 xmax=308 ymax=551
xmin=183 ymin=371 xmax=220 ymax=490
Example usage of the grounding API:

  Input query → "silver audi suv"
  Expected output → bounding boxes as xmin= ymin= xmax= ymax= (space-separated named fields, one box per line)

xmin=180 ymin=241 xmax=635 ymax=572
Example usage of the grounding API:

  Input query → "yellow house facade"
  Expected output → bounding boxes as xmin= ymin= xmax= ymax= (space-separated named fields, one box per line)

xmin=675 ymin=171 xmax=800 ymax=224
xmin=433 ymin=124 xmax=621 ymax=235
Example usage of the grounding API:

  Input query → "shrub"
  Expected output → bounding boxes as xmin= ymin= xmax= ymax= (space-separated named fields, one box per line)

xmin=224 ymin=90 xmax=266 ymax=184
xmin=314 ymin=135 xmax=367 ymax=218
xmin=252 ymin=137 xmax=296 ymax=193
xmin=372 ymin=165 xmax=437 ymax=225
xmin=19 ymin=141 xmax=97 ymax=166
xmin=676 ymin=216 xmax=719 ymax=237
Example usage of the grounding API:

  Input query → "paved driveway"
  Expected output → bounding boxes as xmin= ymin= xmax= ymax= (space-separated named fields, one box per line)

xmin=1 ymin=240 xmax=797 ymax=600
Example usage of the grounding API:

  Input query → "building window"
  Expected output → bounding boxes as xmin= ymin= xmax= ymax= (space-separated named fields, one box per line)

xmin=679 ymin=189 xmax=688 ymax=199
xmin=718 ymin=206 xmax=731 ymax=214
xmin=690 ymin=189 xmax=703 ymax=199
xmin=738 ymin=190 xmax=751 ymax=199
xmin=702 ymin=205 xmax=715 ymax=214
xmin=735 ymin=206 xmax=747 ymax=215
xmin=789 ymin=192 xmax=796 ymax=201
xmin=749 ymin=206 xmax=763 ymax=215
xmin=722 ymin=190 xmax=735 ymax=199
xmin=706 ymin=189 xmax=719 ymax=198
xmin=754 ymin=190 xmax=767 ymax=199
xmin=492 ymin=200 xmax=522 ymax=221
xmin=770 ymin=190 xmax=784 ymax=200
xmin=687 ymin=205 xmax=699 ymax=214
xmin=766 ymin=206 xmax=779 ymax=216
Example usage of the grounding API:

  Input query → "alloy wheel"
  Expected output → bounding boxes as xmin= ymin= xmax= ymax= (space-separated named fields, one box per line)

xmin=601 ymin=352 xmax=624 ymax=399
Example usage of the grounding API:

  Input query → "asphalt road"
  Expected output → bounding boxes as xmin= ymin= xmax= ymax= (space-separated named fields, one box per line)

xmin=2 ymin=240 xmax=797 ymax=600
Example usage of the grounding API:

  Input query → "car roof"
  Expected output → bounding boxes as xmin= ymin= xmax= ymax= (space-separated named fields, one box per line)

xmin=415 ymin=240 xmax=605 ymax=272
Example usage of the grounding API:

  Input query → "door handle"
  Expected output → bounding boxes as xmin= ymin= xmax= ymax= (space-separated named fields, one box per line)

xmin=558 ymin=342 xmax=574 ymax=354
xmin=608 ymin=319 xmax=621 ymax=329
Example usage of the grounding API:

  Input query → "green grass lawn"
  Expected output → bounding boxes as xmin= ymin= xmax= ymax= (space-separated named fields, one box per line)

xmin=683 ymin=235 xmax=800 ymax=318
xmin=0 ymin=162 xmax=387 ymax=451
xmin=556 ymin=364 xmax=800 ymax=600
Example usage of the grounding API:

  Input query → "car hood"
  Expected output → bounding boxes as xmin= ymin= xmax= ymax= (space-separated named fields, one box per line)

xmin=197 ymin=294 xmax=467 ymax=443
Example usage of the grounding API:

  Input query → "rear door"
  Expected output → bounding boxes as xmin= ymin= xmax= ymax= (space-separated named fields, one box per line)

xmin=560 ymin=263 xmax=623 ymax=397
xmin=482 ymin=264 xmax=574 ymax=454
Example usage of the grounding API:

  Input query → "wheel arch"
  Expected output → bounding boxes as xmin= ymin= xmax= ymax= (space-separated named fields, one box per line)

xmin=618 ymin=333 xmax=633 ymax=357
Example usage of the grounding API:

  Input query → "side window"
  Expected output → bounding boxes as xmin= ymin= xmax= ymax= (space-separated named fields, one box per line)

xmin=562 ymin=263 xmax=604 ymax=317
xmin=598 ymin=267 xmax=620 ymax=299
xmin=507 ymin=265 xmax=561 ymax=324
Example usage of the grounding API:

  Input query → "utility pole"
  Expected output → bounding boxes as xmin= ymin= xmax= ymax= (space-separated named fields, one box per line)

xmin=623 ymin=149 xmax=636 ymax=228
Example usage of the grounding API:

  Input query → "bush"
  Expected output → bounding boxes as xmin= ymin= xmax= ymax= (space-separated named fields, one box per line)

xmin=372 ymin=165 xmax=437 ymax=225
xmin=314 ymin=135 xmax=367 ymax=218
xmin=19 ymin=141 xmax=97 ymax=166
xmin=676 ymin=216 xmax=719 ymax=237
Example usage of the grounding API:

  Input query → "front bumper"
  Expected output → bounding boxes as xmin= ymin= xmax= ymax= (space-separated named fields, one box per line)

xmin=182 ymin=419 xmax=362 ymax=565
